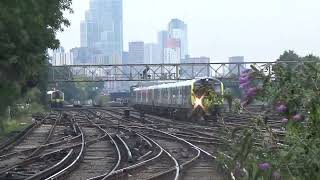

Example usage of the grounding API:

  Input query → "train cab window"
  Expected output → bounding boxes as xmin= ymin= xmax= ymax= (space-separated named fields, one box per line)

xmin=53 ymin=92 xmax=61 ymax=99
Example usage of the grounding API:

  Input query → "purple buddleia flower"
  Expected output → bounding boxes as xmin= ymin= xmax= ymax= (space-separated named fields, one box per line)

xmin=242 ymin=69 xmax=251 ymax=74
xmin=246 ymin=87 xmax=258 ymax=97
xmin=293 ymin=114 xmax=303 ymax=121
xmin=272 ymin=170 xmax=281 ymax=180
xmin=239 ymin=76 xmax=251 ymax=84
xmin=276 ymin=104 xmax=287 ymax=113
xmin=258 ymin=163 xmax=271 ymax=171
xmin=239 ymin=81 xmax=251 ymax=89
xmin=281 ymin=118 xmax=289 ymax=124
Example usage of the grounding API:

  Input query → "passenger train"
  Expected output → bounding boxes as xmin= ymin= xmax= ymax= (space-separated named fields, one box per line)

xmin=47 ymin=90 xmax=64 ymax=108
xmin=130 ymin=78 xmax=224 ymax=120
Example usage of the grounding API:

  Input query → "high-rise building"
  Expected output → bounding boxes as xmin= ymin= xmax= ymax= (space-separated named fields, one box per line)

xmin=228 ymin=56 xmax=245 ymax=76
xmin=181 ymin=56 xmax=210 ymax=78
xmin=157 ymin=31 xmax=169 ymax=63
xmin=80 ymin=0 xmax=123 ymax=64
xmin=52 ymin=47 xmax=74 ymax=66
xmin=70 ymin=47 xmax=99 ymax=65
xmin=164 ymin=38 xmax=181 ymax=64
xmin=129 ymin=42 xmax=144 ymax=64
xmin=122 ymin=51 xmax=129 ymax=64
xmin=168 ymin=19 xmax=188 ymax=60
xmin=144 ymin=43 xmax=161 ymax=64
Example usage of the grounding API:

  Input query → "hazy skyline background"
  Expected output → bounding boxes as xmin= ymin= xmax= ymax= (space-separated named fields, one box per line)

xmin=57 ymin=0 xmax=320 ymax=62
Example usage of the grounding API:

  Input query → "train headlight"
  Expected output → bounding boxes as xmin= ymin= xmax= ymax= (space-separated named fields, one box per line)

xmin=194 ymin=96 xmax=204 ymax=109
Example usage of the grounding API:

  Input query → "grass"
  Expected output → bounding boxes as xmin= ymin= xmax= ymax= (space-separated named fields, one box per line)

xmin=0 ymin=116 xmax=31 ymax=142
xmin=0 ymin=103 xmax=44 ymax=142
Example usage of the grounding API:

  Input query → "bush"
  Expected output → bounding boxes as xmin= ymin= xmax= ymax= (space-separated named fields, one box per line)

xmin=218 ymin=51 xmax=320 ymax=179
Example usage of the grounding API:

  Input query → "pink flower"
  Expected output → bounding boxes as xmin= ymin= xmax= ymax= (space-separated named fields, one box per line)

xmin=258 ymin=163 xmax=271 ymax=171
xmin=281 ymin=118 xmax=289 ymax=124
xmin=293 ymin=114 xmax=303 ymax=121
xmin=276 ymin=104 xmax=287 ymax=113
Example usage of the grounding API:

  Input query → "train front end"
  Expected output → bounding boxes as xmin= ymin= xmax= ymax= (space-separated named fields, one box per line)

xmin=50 ymin=90 xmax=64 ymax=108
xmin=192 ymin=78 xmax=224 ymax=118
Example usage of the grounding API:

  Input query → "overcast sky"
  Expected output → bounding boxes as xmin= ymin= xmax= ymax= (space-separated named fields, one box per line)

xmin=57 ymin=0 xmax=320 ymax=62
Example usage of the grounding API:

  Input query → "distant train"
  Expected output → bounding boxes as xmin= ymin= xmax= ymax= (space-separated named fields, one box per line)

xmin=73 ymin=100 xmax=82 ymax=107
xmin=47 ymin=90 xmax=64 ymax=108
xmin=130 ymin=78 xmax=224 ymax=120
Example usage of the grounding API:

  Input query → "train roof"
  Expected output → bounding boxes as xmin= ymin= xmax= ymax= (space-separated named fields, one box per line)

xmin=133 ymin=77 xmax=222 ymax=91
xmin=47 ymin=90 xmax=64 ymax=95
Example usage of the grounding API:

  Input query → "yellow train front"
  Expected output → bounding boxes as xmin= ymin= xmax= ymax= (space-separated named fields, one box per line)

xmin=47 ymin=90 xmax=64 ymax=108
xmin=130 ymin=78 xmax=224 ymax=120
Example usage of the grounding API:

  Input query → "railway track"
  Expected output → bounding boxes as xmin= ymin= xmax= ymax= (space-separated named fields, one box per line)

xmin=0 ymin=113 xmax=59 ymax=172
xmin=0 ymin=112 xmax=85 ymax=180
xmin=93 ymin=109 xmax=226 ymax=180
xmin=0 ymin=106 xmax=283 ymax=180
xmin=65 ymin=112 xmax=119 ymax=180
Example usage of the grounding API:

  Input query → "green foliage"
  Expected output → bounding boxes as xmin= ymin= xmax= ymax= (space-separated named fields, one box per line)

xmin=95 ymin=95 xmax=109 ymax=107
xmin=0 ymin=0 xmax=72 ymax=130
xmin=0 ymin=117 xmax=30 ymax=139
xmin=219 ymin=51 xmax=320 ymax=179
xmin=52 ymin=81 xmax=105 ymax=103
xmin=75 ymin=81 xmax=105 ymax=102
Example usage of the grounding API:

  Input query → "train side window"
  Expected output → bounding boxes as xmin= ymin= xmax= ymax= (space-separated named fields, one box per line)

xmin=140 ymin=90 xmax=142 ymax=103
xmin=159 ymin=88 xmax=162 ymax=104
xmin=146 ymin=89 xmax=148 ymax=103
xmin=174 ymin=87 xmax=178 ymax=105
xmin=186 ymin=86 xmax=191 ymax=105
xmin=135 ymin=91 xmax=137 ymax=103
xmin=168 ymin=88 xmax=172 ymax=104
xmin=182 ymin=86 xmax=188 ymax=105
xmin=151 ymin=88 xmax=154 ymax=104
xmin=178 ymin=86 xmax=182 ymax=105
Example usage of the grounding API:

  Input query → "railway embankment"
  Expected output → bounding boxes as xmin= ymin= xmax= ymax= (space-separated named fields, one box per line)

xmin=0 ymin=115 xmax=32 ymax=143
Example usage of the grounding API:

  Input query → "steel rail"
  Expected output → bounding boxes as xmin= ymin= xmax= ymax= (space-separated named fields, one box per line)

xmin=25 ymin=149 xmax=74 ymax=180
xmin=0 ymin=134 xmax=81 ymax=160
xmin=78 ymin=111 xmax=122 ymax=180
xmin=44 ymin=115 xmax=85 ymax=180
xmin=0 ymin=113 xmax=50 ymax=155
xmin=101 ymin=133 xmax=166 ymax=180
xmin=86 ymin=109 xmax=179 ymax=180
xmin=104 ymin=109 xmax=234 ymax=180
xmin=115 ymin=134 xmax=133 ymax=163
xmin=27 ymin=113 xmax=63 ymax=158
xmin=97 ymin=110 xmax=201 ymax=180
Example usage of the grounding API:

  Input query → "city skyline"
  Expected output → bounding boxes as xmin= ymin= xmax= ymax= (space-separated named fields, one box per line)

xmin=57 ymin=0 xmax=320 ymax=62
xmin=80 ymin=0 xmax=123 ymax=63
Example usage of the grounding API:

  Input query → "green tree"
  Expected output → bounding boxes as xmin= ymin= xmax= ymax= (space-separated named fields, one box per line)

xmin=0 ymin=0 xmax=72 ymax=130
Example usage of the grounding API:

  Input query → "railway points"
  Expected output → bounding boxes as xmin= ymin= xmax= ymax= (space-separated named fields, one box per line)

xmin=0 ymin=106 xmax=283 ymax=180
